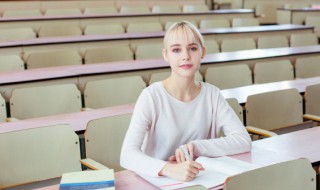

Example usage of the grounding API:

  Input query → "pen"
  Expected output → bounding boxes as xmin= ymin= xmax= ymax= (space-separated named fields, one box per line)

xmin=180 ymin=145 xmax=191 ymax=161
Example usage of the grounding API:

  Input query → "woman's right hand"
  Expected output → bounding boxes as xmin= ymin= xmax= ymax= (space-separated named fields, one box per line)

xmin=158 ymin=161 xmax=204 ymax=182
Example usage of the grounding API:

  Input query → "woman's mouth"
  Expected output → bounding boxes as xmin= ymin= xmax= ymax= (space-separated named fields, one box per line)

xmin=179 ymin=64 xmax=193 ymax=69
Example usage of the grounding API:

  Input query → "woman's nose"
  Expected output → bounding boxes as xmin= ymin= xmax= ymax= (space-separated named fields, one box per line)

xmin=182 ymin=49 xmax=191 ymax=60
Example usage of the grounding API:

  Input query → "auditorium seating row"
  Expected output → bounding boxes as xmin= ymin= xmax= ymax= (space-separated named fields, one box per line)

xmin=304 ymin=16 xmax=320 ymax=37
xmin=0 ymin=0 xmax=206 ymax=14
xmin=0 ymin=18 xmax=261 ymax=41
xmin=0 ymin=34 xmax=318 ymax=72
xmin=205 ymin=57 xmax=320 ymax=89
xmin=1 ymin=54 xmax=320 ymax=122
xmin=244 ymin=0 xmax=320 ymax=24
xmin=0 ymin=5 xmax=211 ymax=18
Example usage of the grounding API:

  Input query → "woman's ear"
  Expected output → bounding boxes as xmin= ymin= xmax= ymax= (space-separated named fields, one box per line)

xmin=162 ymin=48 xmax=168 ymax=62
xmin=201 ymin=46 xmax=206 ymax=59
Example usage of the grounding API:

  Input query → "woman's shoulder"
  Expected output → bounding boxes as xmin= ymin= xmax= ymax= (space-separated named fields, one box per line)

xmin=142 ymin=81 xmax=163 ymax=96
xmin=201 ymin=81 xmax=221 ymax=93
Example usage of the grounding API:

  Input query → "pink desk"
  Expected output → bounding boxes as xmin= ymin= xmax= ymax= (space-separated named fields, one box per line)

xmin=31 ymin=126 xmax=320 ymax=190
xmin=17 ymin=127 xmax=320 ymax=190
xmin=115 ymin=127 xmax=320 ymax=189
xmin=1 ymin=46 xmax=320 ymax=86
xmin=277 ymin=8 xmax=320 ymax=24
xmin=253 ymin=127 xmax=320 ymax=165
xmin=221 ymin=76 xmax=320 ymax=104
xmin=0 ymin=104 xmax=134 ymax=134
xmin=0 ymin=24 xmax=312 ymax=48
xmin=31 ymin=145 xmax=295 ymax=190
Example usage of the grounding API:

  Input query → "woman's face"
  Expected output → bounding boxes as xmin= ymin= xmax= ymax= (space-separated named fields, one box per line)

xmin=163 ymin=29 xmax=205 ymax=79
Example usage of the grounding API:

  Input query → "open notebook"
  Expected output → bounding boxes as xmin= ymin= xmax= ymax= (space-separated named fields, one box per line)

xmin=142 ymin=156 xmax=257 ymax=190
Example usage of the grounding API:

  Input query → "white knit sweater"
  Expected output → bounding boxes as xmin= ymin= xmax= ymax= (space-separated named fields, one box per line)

xmin=120 ymin=82 xmax=252 ymax=177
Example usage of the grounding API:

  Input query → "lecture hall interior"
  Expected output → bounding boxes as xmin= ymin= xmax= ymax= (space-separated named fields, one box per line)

xmin=0 ymin=0 xmax=320 ymax=189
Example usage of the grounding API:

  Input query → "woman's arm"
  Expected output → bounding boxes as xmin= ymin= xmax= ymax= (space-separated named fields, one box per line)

xmin=192 ymin=92 xmax=252 ymax=157
xmin=120 ymin=90 xmax=168 ymax=177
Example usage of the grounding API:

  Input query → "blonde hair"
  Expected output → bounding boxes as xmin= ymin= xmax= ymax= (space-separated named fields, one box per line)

xmin=163 ymin=21 xmax=205 ymax=50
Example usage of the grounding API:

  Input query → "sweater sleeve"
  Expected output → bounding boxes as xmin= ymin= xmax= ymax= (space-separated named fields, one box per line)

xmin=120 ymin=89 xmax=167 ymax=177
xmin=192 ymin=91 xmax=252 ymax=157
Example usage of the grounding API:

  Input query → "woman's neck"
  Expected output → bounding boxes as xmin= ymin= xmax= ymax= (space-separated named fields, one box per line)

xmin=162 ymin=75 xmax=201 ymax=102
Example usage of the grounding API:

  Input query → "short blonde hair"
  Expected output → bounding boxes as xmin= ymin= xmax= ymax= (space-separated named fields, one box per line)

xmin=163 ymin=21 xmax=205 ymax=50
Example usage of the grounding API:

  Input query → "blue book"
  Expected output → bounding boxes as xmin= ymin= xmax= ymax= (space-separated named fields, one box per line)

xmin=60 ymin=169 xmax=115 ymax=190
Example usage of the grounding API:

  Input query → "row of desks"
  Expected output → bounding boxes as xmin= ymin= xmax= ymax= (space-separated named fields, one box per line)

xmin=0 ymin=45 xmax=320 ymax=101
xmin=0 ymin=24 xmax=313 ymax=52
xmin=0 ymin=9 xmax=254 ymax=30
xmin=17 ymin=127 xmax=320 ymax=190
xmin=1 ymin=75 xmax=319 ymax=135
xmin=277 ymin=7 xmax=320 ymax=24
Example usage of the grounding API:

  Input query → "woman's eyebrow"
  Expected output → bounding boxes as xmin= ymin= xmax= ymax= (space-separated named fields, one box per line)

xmin=170 ymin=43 xmax=198 ymax=48
xmin=170 ymin=44 xmax=181 ymax=48
xmin=188 ymin=43 xmax=198 ymax=46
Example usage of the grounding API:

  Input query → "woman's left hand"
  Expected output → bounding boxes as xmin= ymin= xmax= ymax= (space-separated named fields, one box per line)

xmin=168 ymin=143 xmax=195 ymax=163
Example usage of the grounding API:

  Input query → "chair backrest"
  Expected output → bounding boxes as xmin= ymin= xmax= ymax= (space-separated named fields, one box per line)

xmin=257 ymin=35 xmax=289 ymax=49
xmin=119 ymin=6 xmax=150 ymax=14
xmin=0 ymin=28 xmax=36 ymax=42
xmin=151 ymin=5 xmax=181 ymax=13
xmin=38 ymin=25 xmax=82 ymax=37
xmin=221 ymin=38 xmax=256 ymax=52
xmin=232 ymin=18 xmax=259 ymax=27
xmin=305 ymin=16 xmax=320 ymax=32
xmin=2 ymin=9 xmax=42 ymax=17
xmin=284 ymin=3 xmax=310 ymax=9
xmin=84 ymin=24 xmax=125 ymax=35
xmin=44 ymin=8 xmax=82 ymax=16
xmin=84 ymin=7 xmax=118 ymax=15
xmin=84 ymin=76 xmax=146 ymax=108
xmin=84 ymin=45 xmax=133 ymax=64
xmin=0 ymin=54 xmax=25 ymax=72
xmin=205 ymin=39 xmax=220 ymax=54
xmin=135 ymin=43 xmax=163 ymax=60
xmin=149 ymin=71 xmax=203 ymax=85
xmin=253 ymin=60 xmax=294 ymax=84
xmin=126 ymin=22 xmax=163 ymax=33
xmin=305 ymin=83 xmax=320 ymax=116
xmin=226 ymin=98 xmax=243 ymax=123
xmin=224 ymin=158 xmax=315 ymax=190
xmin=205 ymin=64 xmax=252 ymax=89
xmin=290 ymin=33 xmax=318 ymax=47
xmin=26 ymin=50 xmax=82 ymax=68
xmin=0 ymin=124 xmax=82 ymax=188
xmin=10 ymin=84 xmax=82 ymax=119
xmin=199 ymin=19 xmax=230 ymax=29
xmin=0 ymin=93 xmax=7 ymax=123
xmin=246 ymin=88 xmax=303 ymax=131
xmin=182 ymin=4 xmax=209 ymax=12
xmin=295 ymin=55 xmax=320 ymax=78
xmin=85 ymin=113 xmax=132 ymax=172
xmin=255 ymin=3 xmax=279 ymax=25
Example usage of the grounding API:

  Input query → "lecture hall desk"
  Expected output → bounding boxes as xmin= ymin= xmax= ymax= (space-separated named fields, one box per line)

xmin=31 ymin=127 xmax=320 ymax=190
xmin=1 ymin=46 xmax=320 ymax=102
xmin=221 ymin=76 xmax=320 ymax=104
xmin=277 ymin=8 xmax=320 ymax=25
xmin=0 ymin=9 xmax=254 ymax=30
xmin=0 ymin=24 xmax=313 ymax=52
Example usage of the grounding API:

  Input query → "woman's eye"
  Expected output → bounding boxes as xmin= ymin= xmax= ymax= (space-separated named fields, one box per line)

xmin=190 ymin=47 xmax=198 ymax=51
xmin=172 ymin=48 xmax=180 ymax=53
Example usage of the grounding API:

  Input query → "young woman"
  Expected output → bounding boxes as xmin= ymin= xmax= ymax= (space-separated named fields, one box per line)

xmin=120 ymin=21 xmax=251 ymax=182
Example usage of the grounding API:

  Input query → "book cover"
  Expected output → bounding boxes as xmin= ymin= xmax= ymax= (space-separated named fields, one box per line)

xmin=59 ymin=169 xmax=115 ymax=190
xmin=141 ymin=156 xmax=257 ymax=190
